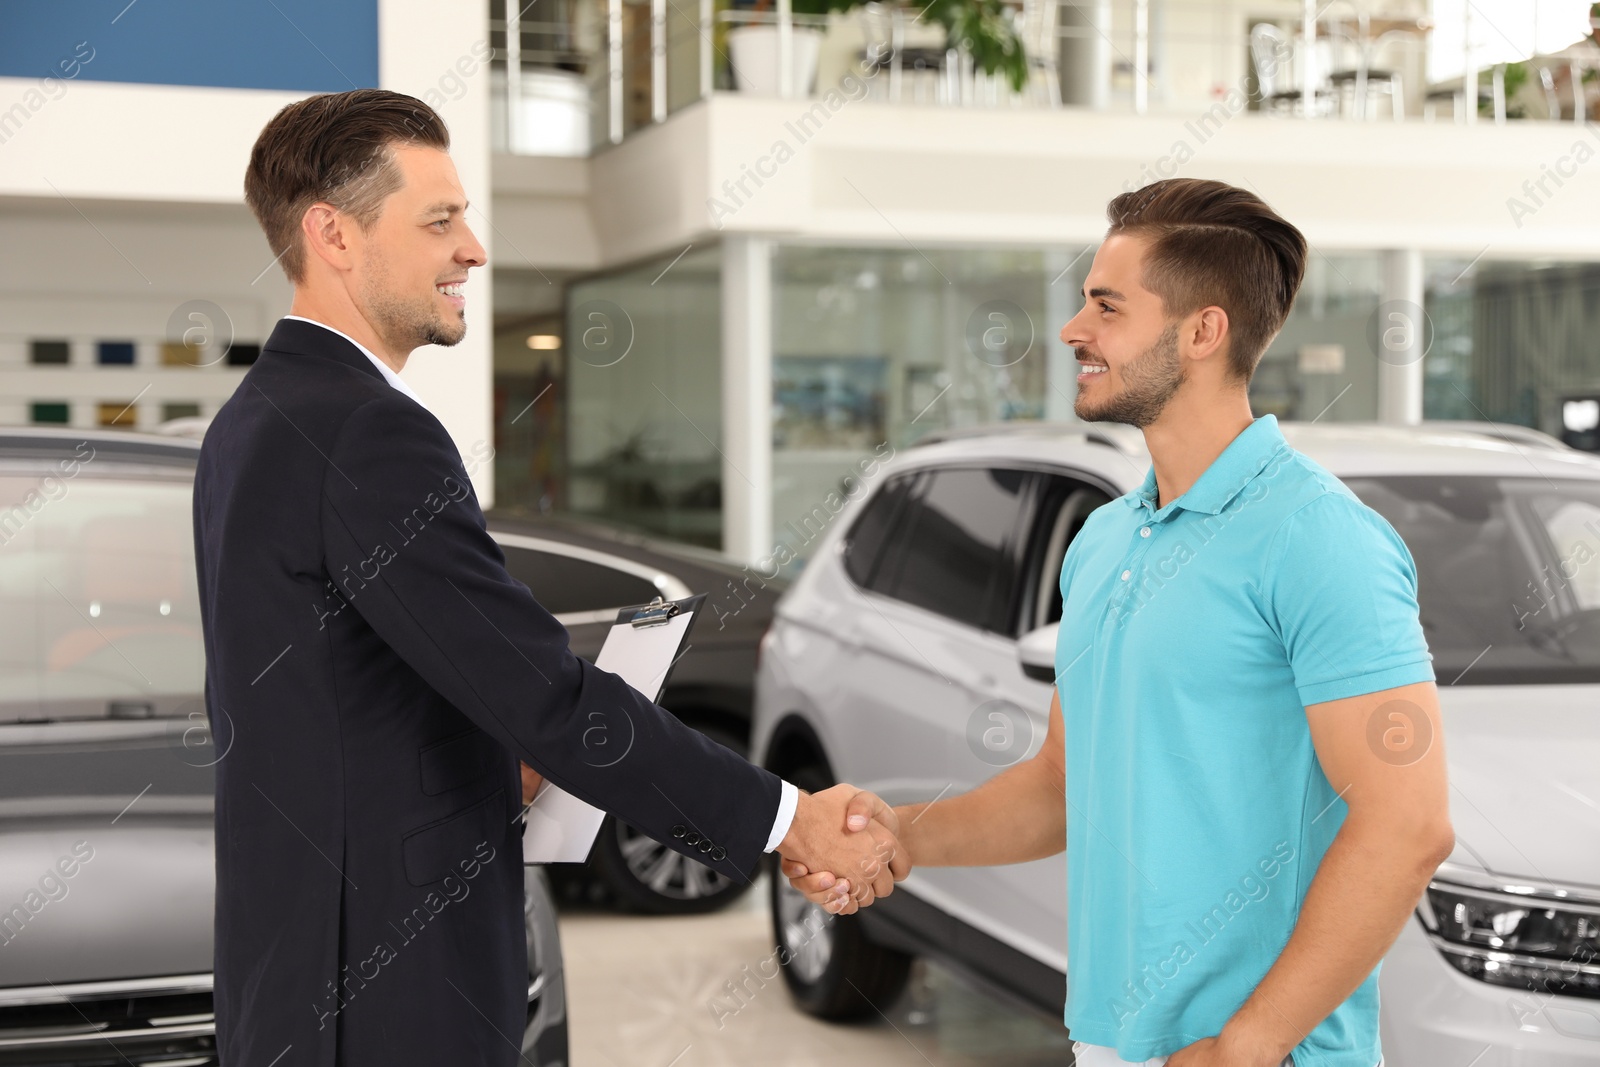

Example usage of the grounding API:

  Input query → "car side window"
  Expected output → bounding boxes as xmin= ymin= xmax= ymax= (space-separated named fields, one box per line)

xmin=499 ymin=546 xmax=661 ymax=615
xmin=870 ymin=466 xmax=1033 ymax=633
xmin=1018 ymin=474 xmax=1114 ymax=634
xmin=841 ymin=472 xmax=917 ymax=590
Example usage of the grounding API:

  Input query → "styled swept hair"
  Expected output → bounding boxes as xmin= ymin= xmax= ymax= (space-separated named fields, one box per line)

xmin=1106 ymin=178 xmax=1307 ymax=382
xmin=244 ymin=89 xmax=449 ymax=284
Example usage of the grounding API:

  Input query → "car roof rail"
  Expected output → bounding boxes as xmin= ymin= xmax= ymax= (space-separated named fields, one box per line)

xmin=908 ymin=420 xmax=1146 ymax=454
xmin=1415 ymin=420 xmax=1570 ymax=451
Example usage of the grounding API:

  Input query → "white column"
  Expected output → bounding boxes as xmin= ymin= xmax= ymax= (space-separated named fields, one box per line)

xmin=1377 ymin=248 xmax=1424 ymax=426
xmin=699 ymin=0 xmax=714 ymax=98
xmin=720 ymin=236 xmax=773 ymax=565
xmin=1044 ymin=247 xmax=1082 ymax=422
xmin=651 ymin=0 xmax=667 ymax=121
xmin=608 ymin=0 xmax=624 ymax=143
xmin=505 ymin=0 xmax=522 ymax=152
xmin=1089 ymin=0 xmax=1112 ymax=110
xmin=1133 ymin=0 xmax=1149 ymax=114
xmin=1301 ymin=0 xmax=1317 ymax=118
xmin=379 ymin=0 xmax=497 ymax=503
xmin=777 ymin=0 xmax=794 ymax=98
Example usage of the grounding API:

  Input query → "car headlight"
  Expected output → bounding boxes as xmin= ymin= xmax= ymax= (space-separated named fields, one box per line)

xmin=1418 ymin=872 xmax=1600 ymax=999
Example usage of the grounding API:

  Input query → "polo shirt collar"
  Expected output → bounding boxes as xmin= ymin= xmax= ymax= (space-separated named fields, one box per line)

xmin=1123 ymin=414 xmax=1287 ymax=518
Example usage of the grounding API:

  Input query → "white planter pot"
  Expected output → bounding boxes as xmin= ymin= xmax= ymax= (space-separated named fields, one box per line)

xmin=727 ymin=25 xmax=823 ymax=96
xmin=491 ymin=66 xmax=591 ymax=156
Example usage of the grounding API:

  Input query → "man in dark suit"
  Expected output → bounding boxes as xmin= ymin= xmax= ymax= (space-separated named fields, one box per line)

xmin=194 ymin=89 xmax=907 ymax=1066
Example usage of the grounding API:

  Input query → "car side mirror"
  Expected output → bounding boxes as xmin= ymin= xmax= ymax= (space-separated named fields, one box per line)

xmin=1017 ymin=623 xmax=1059 ymax=683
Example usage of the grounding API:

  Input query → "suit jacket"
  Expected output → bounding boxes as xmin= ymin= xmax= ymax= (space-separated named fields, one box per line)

xmin=192 ymin=317 xmax=782 ymax=1066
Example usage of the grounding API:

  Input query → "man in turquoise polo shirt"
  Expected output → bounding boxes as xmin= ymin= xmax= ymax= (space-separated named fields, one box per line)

xmin=781 ymin=178 xmax=1455 ymax=1067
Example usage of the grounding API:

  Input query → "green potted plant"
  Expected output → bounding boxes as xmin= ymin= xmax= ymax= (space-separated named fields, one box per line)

xmin=724 ymin=0 xmax=1028 ymax=96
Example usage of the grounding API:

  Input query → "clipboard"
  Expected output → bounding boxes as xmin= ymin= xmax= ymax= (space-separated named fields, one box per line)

xmin=521 ymin=593 xmax=706 ymax=864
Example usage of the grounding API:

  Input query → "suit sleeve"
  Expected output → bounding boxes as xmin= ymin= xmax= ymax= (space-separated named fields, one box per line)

xmin=318 ymin=392 xmax=783 ymax=882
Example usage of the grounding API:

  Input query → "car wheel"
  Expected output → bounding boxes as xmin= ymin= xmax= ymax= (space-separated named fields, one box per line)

xmin=590 ymin=724 xmax=756 ymax=915
xmin=523 ymin=867 xmax=570 ymax=1066
xmin=769 ymin=765 xmax=913 ymax=1020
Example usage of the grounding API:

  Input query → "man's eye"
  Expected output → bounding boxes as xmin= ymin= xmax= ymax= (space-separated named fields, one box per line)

xmin=1099 ymin=302 xmax=1114 ymax=313
xmin=430 ymin=219 xmax=449 ymax=230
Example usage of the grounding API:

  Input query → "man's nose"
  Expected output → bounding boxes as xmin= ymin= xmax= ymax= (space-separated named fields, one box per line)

xmin=459 ymin=221 xmax=487 ymax=268
xmin=1060 ymin=312 xmax=1088 ymax=348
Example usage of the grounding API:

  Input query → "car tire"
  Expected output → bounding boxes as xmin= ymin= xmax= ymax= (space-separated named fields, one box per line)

xmin=769 ymin=765 xmax=913 ymax=1020
xmin=590 ymin=724 xmax=756 ymax=915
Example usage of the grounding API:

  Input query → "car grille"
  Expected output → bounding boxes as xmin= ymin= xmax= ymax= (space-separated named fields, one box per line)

xmin=0 ymin=975 xmax=215 ymax=1067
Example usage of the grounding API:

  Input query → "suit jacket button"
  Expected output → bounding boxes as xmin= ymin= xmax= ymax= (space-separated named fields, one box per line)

xmin=671 ymin=824 xmax=686 ymax=838
xmin=711 ymin=846 xmax=727 ymax=861
xmin=684 ymin=832 xmax=702 ymax=846
xmin=698 ymin=840 xmax=714 ymax=854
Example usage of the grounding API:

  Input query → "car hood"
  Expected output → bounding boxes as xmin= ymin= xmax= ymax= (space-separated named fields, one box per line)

xmin=0 ymin=798 xmax=213 ymax=987
xmin=1439 ymin=685 xmax=1600 ymax=893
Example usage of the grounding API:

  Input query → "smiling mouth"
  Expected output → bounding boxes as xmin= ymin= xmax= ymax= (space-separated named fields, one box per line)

xmin=1077 ymin=361 xmax=1108 ymax=379
xmin=436 ymin=281 xmax=465 ymax=298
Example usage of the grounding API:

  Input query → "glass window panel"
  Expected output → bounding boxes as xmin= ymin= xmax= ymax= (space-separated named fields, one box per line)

xmin=564 ymin=246 xmax=723 ymax=548
xmin=1423 ymin=258 xmax=1600 ymax=454
xmin=1249 ymin=252 xmax=1382 ymax=422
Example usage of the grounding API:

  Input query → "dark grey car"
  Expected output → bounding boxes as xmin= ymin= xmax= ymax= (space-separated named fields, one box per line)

xmin=0 ymin=428 xmax=566 ymax=1066
xmin=481 ymin=511 xmax=788 ymax=914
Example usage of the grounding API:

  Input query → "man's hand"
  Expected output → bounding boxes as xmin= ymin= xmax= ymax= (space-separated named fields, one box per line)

xmin=776 ymin=785 xmax=910 ymax=914
xmin=520 ymin=762 xmax=544 ymax=807
xmin=777 ymin=789 xmax=909 ymax=915
xmin=1162 ymin=1030 xmax=1284 ymax=1067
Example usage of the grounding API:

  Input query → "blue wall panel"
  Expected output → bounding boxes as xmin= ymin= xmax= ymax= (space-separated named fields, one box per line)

xmin=0 ymin=1 xmax=380 ymax=92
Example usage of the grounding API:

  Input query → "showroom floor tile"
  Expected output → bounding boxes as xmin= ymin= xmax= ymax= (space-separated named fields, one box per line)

xmin=559 ymin=876 xmax=1075 ymax=1067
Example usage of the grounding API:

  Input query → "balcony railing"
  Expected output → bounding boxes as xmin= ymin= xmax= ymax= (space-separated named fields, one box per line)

xmin=487 ymin=0 xmax=1600 ymax=156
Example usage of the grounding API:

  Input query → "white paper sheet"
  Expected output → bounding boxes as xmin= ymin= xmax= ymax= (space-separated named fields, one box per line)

xmin=522 ymin=609 xmax=695 ymax=863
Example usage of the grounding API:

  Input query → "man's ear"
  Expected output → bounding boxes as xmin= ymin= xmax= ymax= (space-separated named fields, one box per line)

xmin=1184 ymin=305 xmax=1230 ymax=365
xmin=301 ymin=202 xmax=357 ymax=274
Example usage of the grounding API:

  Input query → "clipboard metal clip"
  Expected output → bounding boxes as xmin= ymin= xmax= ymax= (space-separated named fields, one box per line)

xmin=629 ymin=596 xmax=681 ymax=628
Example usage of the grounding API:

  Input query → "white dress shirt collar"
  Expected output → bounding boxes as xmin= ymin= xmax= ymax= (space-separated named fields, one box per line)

xmin=282 ymin=315 xmax=429 ymax=413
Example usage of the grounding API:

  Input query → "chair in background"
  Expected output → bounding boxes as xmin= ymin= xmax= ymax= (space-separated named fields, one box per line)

xmin=1423 ymin=64 xmax=1506 ymax=124
xmin=856 ymin=1 xmax=959 ymax=104
xmin=1250 ymin=22 xmax=1336 ymax=116
xmin=1325 ymin=24 xmax=1407 ymax=120
xmin=1018 ymin=0 xmax=1061 ymax=107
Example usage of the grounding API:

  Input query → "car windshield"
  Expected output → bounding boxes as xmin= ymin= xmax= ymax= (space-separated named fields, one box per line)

xmin=0 ymin=468 xmax=203 ymax=724
xmin=1345 ymin=476 xmax=1600 ymax=685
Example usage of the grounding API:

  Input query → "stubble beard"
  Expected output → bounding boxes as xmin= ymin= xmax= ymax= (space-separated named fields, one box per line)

xmin=361 ymin=259 xmax=467 ymax=354
xmin=1073 ymin=323 xmax=1185 ymax=429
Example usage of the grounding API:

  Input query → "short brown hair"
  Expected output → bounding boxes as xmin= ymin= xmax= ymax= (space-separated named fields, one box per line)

xmin=1105 ymin=179 xmax=1306 ymax=382
xmin=244 ymin=89 xmax=449 ymax=284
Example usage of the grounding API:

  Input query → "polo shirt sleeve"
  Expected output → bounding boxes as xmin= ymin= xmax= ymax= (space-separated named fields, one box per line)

xmin=1264 ymin=490 xmax=1436 ymax=707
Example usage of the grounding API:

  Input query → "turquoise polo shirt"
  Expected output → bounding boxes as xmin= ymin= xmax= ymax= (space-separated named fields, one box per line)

xmin=1055 ymin=414 xmax=1434 ymax=1067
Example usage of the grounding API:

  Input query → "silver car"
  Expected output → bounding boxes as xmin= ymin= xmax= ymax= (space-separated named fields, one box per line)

xmin=0 ymin=427 xmax=567 ymax=1066
xmin=753 ymin=420 xmax=1600 ymax=1065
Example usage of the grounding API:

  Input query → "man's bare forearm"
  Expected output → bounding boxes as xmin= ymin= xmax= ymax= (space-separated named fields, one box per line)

xmin=894 ymin=749 xmax=1065 ymax=868
xmin=1218 ymin=815 xmax=1453 ymax=1062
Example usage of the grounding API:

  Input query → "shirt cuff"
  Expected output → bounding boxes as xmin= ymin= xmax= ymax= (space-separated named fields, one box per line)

xmin=764 ymin=780 xmax=799 ymax=853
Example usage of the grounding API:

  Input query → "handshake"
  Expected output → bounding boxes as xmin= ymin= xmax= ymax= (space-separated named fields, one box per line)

xmin=517 ymin=764 xmax=912 ymax=911
xmin=775 ymin=785 xmax=910 ymax=915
